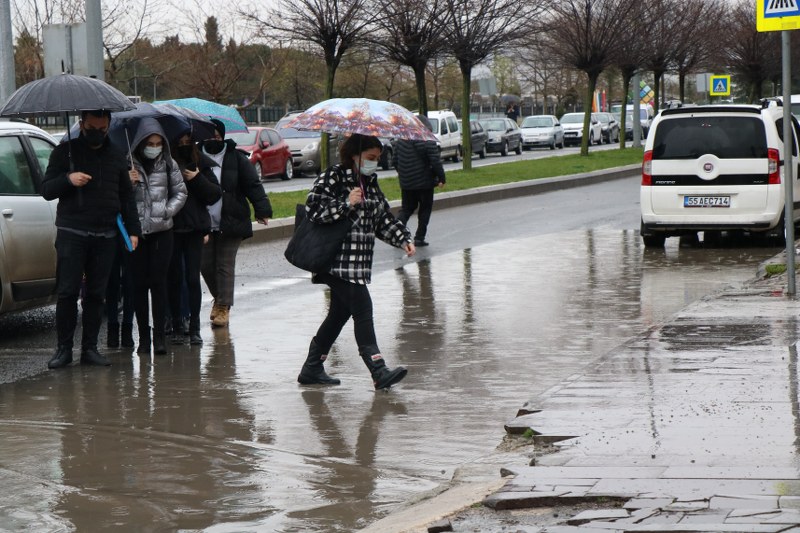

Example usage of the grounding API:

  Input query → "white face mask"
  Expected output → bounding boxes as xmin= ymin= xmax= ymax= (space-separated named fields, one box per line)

xmin=143 ymin=146 xmax=162 ymax=160
xmin=359 ymin=159 xmax=379 ymax=176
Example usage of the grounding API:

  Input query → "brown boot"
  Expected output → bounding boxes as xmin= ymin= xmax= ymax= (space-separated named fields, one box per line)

xmin=211 ymin=305 xmax=230 ymax=328
xmin=209 ymin=300 xmax=219 ymax=322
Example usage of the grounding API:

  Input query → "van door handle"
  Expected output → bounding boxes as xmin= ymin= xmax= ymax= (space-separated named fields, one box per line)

xmin=2 ymin=209 xmax=12 ymax=217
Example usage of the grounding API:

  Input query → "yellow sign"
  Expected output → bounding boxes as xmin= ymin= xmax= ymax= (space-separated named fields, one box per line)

xmin=709 ymin=75 xmax=731 ymax=96
xmin=757 ymin=0 xmax=800 ymax=32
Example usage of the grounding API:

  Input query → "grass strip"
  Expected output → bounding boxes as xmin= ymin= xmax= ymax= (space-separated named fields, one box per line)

xmin=264 ymin=147 xmax=644 ymax=220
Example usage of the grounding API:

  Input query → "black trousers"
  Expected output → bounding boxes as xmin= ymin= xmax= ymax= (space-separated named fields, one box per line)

xmin=132 ymin=230 xmax=174 ymax=334
xmin=55 ymin=230 xmax=117 ymax=350
xmin=168 ymin=230 xmax=204 ymax=331
xmin=105 ymin=239 xmax=135 ymax=327
xmin=313 ymin=272 xmax=380 ymax=357
xmin=397 ymin=188 xmax=434 ymax=241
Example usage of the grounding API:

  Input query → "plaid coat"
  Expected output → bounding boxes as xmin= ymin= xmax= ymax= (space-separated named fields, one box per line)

xmin=306 ymin=164 xmax=412 ymax=284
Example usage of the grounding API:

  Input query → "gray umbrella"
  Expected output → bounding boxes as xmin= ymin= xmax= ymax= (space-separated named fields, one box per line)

xmin=0 ymin=73 xmax=134 ymax=117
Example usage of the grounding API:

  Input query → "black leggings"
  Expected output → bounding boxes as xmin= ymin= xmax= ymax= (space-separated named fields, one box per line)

xmin=132 ymin=230 xmax=174 ymax=334
xmin=314 ymin=272 xmax=380 ymax=357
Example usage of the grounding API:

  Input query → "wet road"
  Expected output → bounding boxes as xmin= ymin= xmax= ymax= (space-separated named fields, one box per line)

xmin=0 ymin=176 xmax=782 ymax=531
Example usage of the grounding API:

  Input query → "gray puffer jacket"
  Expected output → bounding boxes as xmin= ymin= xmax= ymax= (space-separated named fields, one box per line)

xmin=130 ymin=118 xmax=188 ymax=235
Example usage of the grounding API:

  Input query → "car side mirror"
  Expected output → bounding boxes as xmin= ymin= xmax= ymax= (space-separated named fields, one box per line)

xmin=262 ymin=141 xmax=270 ymax=148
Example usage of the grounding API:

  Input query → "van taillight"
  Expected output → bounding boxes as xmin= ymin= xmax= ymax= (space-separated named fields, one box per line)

xmin=642 ymin=150 xmax=653 ymax=186
xmin=768 ymin=148 xmax=780 ymax=184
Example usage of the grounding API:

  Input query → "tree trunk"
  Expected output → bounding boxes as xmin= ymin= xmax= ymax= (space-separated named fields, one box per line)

xmin=414 ymin=64 xmax=428 ymax=116
xmin=679 ymin=71 xmax=686 ymax=103
xmin=581 ymin=72 xmax=599 ymax=157
xmin=619 ymin=73 xmax=632 ymax=149
xmin=461 ymin=65 xmax=472 ymax=170
xmin=652 ymin=70 xmax=663 ymax=112
xmin=320 ymin=62 xmax=337 ymax=169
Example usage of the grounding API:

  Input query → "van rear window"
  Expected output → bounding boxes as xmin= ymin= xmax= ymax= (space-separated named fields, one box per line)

xmin=652 ymin=116 xmax=768 ymax=160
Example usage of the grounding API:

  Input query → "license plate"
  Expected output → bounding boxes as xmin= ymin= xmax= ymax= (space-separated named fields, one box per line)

xmin=683 ymin=196 xmax=730 ymax=207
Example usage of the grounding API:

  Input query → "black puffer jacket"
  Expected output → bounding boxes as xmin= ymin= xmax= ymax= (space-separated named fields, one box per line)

xmin=215 ymin=139 xmax=272 ymax=239
xmin=42 ymin=133 xmax=142 ymax=237
xmin=392 ymin=139 xmax=446 ymax=190
xmin=172 ymin=153 xmax=222 ymax=234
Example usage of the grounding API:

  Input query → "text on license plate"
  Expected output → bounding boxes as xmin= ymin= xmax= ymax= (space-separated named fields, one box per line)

xmin=684 ymin=196 xmax=730 ymax=207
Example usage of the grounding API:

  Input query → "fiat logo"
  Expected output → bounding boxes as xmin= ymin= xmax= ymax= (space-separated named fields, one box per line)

xmin=703 ymin=162 xmax=713 ymax=172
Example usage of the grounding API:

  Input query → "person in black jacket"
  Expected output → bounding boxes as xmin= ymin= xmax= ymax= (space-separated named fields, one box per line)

xmin=167 ymin=131 xmax=222 ymax=345
xmin=200 ymin=119 xmax=272 ymax=328
xmin=393 ymin=115 xmax=446 ymax=247
xmin=41 ymin=109 xmax=142 ymax=369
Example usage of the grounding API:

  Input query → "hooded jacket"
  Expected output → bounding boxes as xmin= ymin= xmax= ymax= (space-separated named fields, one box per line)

xmin=392 ymin=139 xmax=446 ymax=190
xmin=42 ymin=131 xmax=142 ymax=238
xmin=130 ymin=118 xmax=188 ymax=235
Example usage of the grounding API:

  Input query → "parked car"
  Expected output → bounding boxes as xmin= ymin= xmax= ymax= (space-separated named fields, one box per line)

xmin=593 ymin=112 xmax=620 ymax=144
xmin=640 ymin=103 xmax=800 ymax=248
xmin=378 ymin=138 xmax=394 ymax=170
xmin=425 ymin=110 xmax=461 ymax=162
xmin=560 ymin=112 xmax=602 ymax=146
xmin=519 ymin=115 xmax=564 ymax=150
xmin=470 ymin=120 xmax=488 ymax=159
xmin=477 ymin=117 xmax=522 ymax=156
xmin=0 ymin=119 xmax=58 ymax=315
xmin=613 ymin=112 xmax=633 ymax=140
xmin=227 ymin=127 xmax=293 ymax=180
xmin=275 ymin=112 xmax=339 ymax=177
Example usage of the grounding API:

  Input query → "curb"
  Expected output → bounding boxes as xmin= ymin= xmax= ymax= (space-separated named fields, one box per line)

xmin=244 ymin=163 xmax=641 ymax=246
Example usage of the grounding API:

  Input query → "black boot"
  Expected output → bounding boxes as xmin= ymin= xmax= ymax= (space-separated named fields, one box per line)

xmin=297 ymin=339 xmax=340 ymax=385
xmin=137 ymin=327 xmax=151 ymax=355
xmin=360 ymin=352 xmax=407 ymax=390
xmin=153 ymin=329 xmax=167 ymax=355
xmin=107 ymin=323 xmax=120 ymax=348
xmin=48 ymin=345 xmax=73 ymax=369
xmin=170 ymin=317 xmax=185 ymax=344
xmin=121 ymin=324 xmax=134 ymax=348
xmin=80 ymin=346 xmax=111 ymax=366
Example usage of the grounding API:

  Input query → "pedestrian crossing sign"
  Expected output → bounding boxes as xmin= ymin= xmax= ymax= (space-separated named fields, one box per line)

xmin=709 ymin=75 xmax=731 ymax=96
xmin=757 ymin=0 xmax=800 ymax=31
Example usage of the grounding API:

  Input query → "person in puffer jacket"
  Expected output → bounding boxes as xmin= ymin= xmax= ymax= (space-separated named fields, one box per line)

xmin=129 ymin=117 xmax=188 ymax=355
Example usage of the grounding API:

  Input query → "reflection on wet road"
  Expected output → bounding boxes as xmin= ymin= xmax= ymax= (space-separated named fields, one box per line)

xmin=0 ymin=229 xmax=778 ymax=531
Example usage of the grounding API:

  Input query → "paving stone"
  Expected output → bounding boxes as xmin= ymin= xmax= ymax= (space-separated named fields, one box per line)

xmin=781 ymin=497 xmax=800 ymax=510
xmin=622 ymin=524 xmax=788 ymax=532
xmin=662 ymin=467 xmax=800 ymax=480
xmin=567 ymin=509 xmax=631 ymax=525
xmin=709 ymin=496 xmax=779 ymax=510
xmin=624 ymin=498 xmax=676 ymax=510
xmin=663 ymin=501 xmax=709 ymax=512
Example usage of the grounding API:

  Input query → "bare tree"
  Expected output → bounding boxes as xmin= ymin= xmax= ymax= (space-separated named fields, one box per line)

xmin=370 ymin=0 xmax=448 ymax=115
xmin=241 ymin=0 xmax=371 ymax=165
xmin=721 ymin=0 xmax=780 ymax=102
xmin=543 ymin=0 xmax=636 ymax=155
xmin=611 ymin=1 xmax=647 ymax=147
xmin=517 ymin=41 xmax=575 ymax=116
xmin=444 ymin=0 xmax=533 ymax=169
xmin=671 ymin=0 xmax=723 ymax=102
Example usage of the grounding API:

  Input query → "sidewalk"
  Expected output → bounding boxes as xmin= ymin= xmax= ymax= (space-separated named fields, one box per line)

xmin=359 ymin=247 xmax=800 ymax=531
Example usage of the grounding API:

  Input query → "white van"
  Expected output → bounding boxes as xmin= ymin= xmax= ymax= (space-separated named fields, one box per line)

xmin=640 ymin=103 xmax=800 ymax=247
xmin=424 ymin=110 xmax=462 ymax=162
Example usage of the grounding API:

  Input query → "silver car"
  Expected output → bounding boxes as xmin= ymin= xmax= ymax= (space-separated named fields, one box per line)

xmin=276 ymin=114 xmax=339 ymax=177
xmin=0 ymin=120 xmax=58 ymax=314
xmin=520 ymin=115 xmax=564 ymax=150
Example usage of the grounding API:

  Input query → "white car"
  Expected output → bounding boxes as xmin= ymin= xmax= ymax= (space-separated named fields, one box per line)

xmin=560 ymin=112 xmax=602 ymax=146
xmin=424 ymin=110 xmax=462 ymax=162
xmin=0 ymin=120 xmax=59 ymax=314
xmin=640 ymin=103 xmax=800 ymax=247
xmin=520 ymin=115 xmax=564 ymax=150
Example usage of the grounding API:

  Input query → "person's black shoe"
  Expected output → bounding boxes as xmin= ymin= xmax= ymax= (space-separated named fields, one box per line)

xmin=189 ymin=331 xmax=203 ymax=345
xmin=153 ymin=331 xmax=167 ymax=355
xmin=121 ymin=324 xmax=134 ymax=348
xmin=48 ymin=346 xmax=73 ymax=369
xmin=373 ymin=366 xmax=408 ymax=390
xmin=80 ymin=347 xmax=111 ymax=366
xmin=107 ymin=323 xmax=119 ymax=348
xmin=414 ymin=239 xmax=429 ymax=247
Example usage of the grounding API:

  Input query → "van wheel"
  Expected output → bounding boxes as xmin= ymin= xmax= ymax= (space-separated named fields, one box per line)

xmin=772 ymin=216 xmax=787 ymax=247
xmin=641 ymin=221 xmax=666 ymax=248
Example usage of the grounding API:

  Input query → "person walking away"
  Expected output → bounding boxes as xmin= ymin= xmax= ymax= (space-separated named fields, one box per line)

xmin=393 ymin=115 xmax=446 ymax=247
xmin=168 ymin=131 xmax=222 ymax=345
xmin=200 ymin=119 xmax=272 ymax=328
xmin=298 ymin=133 xmax=416 ymax=390
xmin=129 ymin=118 xmax=187 ymax=355
xmin=41 ymin=109 xmax=142 ymax=369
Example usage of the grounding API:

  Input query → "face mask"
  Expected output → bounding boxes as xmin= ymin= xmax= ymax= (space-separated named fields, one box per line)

xmin=83 ymin=129 xmax=106 ymax=147
xmin=176 ymin=145 xmax=194 ymax=161
xmin=204 ymin=139 xmax=224 ymax=154
xmin=143 ymin=146 xmax=162 ymax=160
xmin=359 ymin=159 xmax=379 ymax=176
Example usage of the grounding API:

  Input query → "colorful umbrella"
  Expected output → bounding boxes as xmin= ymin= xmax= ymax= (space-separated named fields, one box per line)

xmin=154 ymin=97 xmax=248 ymax=134
xmin=283 ymin=98 xmax=437 ymax=142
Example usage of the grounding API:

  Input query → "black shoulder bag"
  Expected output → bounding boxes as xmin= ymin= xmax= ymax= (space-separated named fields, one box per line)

xmin=284 ymin=203 xmax=354 ymax=273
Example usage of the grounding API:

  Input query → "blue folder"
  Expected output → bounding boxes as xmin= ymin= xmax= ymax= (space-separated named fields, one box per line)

xmin=116 ymin=214 xmax=133 ymax=252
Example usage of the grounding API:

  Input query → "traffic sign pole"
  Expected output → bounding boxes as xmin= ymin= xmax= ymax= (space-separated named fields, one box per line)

xmin=782 ymin=30 xmax=796 ymax=295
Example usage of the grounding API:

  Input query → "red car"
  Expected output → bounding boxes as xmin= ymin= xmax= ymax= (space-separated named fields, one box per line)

xmin=227 ymin=127 xmax=294 ymax=180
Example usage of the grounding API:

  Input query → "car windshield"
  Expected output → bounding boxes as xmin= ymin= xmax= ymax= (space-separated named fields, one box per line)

xmin=275 ymin=126 xmax=320 ymax=139
xmin=560 ymin=114 xmax=583 ymax=124
xmin=480 ymin=119 xmax=507 ymax=131
xmin=521 ymin=117 xmax=553 ymax=128
xmin=596 ymin=115 xmax=610 ymax=124
xmin=652 ymin=116 xmax=768 ymax=160
xmin=227 ymin=132 xmax=257 ymax=145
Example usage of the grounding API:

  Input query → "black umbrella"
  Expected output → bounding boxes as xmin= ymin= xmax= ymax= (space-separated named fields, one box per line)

xmin=500 ymin=94 xmax=521 ymax=105
xmin=0 ymin=73 xmax=134 ymax=117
